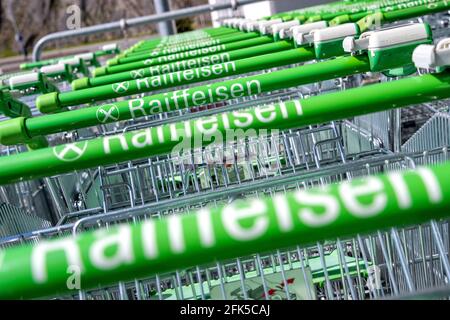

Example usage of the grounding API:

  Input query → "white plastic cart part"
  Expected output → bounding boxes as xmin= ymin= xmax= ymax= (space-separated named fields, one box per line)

xmin=59 ymin=57 xmax=82 ymax=66
xmin=221 ymin=19 xmax=231 ymax=26
xmin=75 ymin=53 xmax=94 ymax=61
xmin=269 ymin=20 xmax=299 ymax=37
xmin=368 ymin=23 xmax=429 ymax=49
xmin=40 ymin=64 xmax=66 ymax=74
xmin=234 ymin=19 xmax=244 ymax=29
xmin=413 ymin=38 xmax=450 ymax=69
xmin=102 ymin=43 xmax=118 ymax=52
xmin=343 ymin=32 xmax=373 ymax=52
xmin=279 ymin=28 xmax=292 ymax=39
xmin=258 ymin=19 xmax=283 ymax=34
xmin=313 ymin=23 xmax=359 ymax=43
xmin=232 ymin=19 xmax=244 ymax=28
xmin=343 ymin=23 xmax=430 ymax=53
xmin=238 ymin=19 xmax=253 ymax=31
xmin=244 ymin=21 xmax=259 ymax=32
xmin=291 ymin=21 xmax=328 ymax=44
xmin=296 ymin=33 xmax=315 ymax=46
xmin=9 ymin=72 xmax=39 ymax=87
xmin=231 ymin=18 xmax=246 ymax=28
xmin=231 ymin=18 xmax=243 ymax=28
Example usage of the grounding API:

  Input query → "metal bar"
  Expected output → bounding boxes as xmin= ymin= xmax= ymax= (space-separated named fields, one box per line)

xmin=154 ymin=0 xmax=176 ymax=36
xmin=32 ymin=0 xmax=267 ymax=61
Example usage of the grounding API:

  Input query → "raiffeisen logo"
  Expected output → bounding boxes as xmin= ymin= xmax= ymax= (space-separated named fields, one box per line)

xmin=142 ymin=49 xmax=230 ymax=67
xmin=157 ymin=45 xmax=227 ymax=63
xmin=100 ymin=100 xmax=298 ymax=156
xmin=23 ymin=166 xmax=444 ymax=290
xmin=126 ymin=78 xmax=261 ymax=117
xmin=138 ymin=53 xmax=231 ymax=77
xmin=110 ymin=62 xmax=238 ymax=97
xmin=130 ymin=69 xmax=145 ymax=79
xmin=132 ymin=62 xmax=237 ymax=91
xmin=112 ymin=81 xmax=130 ymax=94
xmin=96 ymin=104 xmax=120 ymax=123
xmin=53 ymin=142 xmax=89 ymax=162
xmin=158 ymin=40 xmax=221 ymax=55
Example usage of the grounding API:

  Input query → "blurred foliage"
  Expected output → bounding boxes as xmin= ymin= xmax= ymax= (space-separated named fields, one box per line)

xmin=176 ymin=17 xmax=195 ymax=33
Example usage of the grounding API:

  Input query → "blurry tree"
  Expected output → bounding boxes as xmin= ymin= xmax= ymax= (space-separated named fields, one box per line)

xmin=0 ymin=0 xmax=211 ymax=58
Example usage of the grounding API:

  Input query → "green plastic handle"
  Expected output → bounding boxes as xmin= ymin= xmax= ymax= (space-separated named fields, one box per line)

xmin=37 ymin=47 xmax=316 ymax=112
xmin=75 ymin=41 xmax=295 ymax=89
xmin=27 ymin=53 xmax=364 ymax=139
xmin=128 ymin=27 xmax=238 ymax=54
xmin=3 ymin=71 xmax=450 ymax=184
xmin=37 ymin=29 xmax=429 ymax=135
xmin=121 ymin=32 xmax=260 ymax=63
xmin=127 ymin=30 xmax=241 ymax=55
xmin=94 ymin=41 xmax=294 ymax=78
xmin=108 ymin=32 xmax=273 ymax=65
xmin=117 ymin=28 xmax=233 ymax=55
xmin=0 ymin=161 xmax=449 ymax=299
xmin=97 ymin=36 xmax=275 ymax=76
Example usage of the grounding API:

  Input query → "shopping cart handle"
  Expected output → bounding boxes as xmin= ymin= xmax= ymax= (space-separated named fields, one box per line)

xmin=0 ymin=116 xmax=48 ymax=149
xmin=9 ymin=73 xmax=40 ymax=90
xmin=40 ymin=63 xmax=74 ymax=82
xmin=306 ymin=14 xmax=322 ymax=23
xmin=0 ymin=91 xmax=49 ymax=149
xmin=313 ymin=23 xmax=359 ymax=44
xmin=40 ymin=63 xmax=67 ymax=75
xmin=413 ymin=38 xmax=450 ymax=69
xmin=313 ymin=23 xmax=360 ymax=59
xmin=367 ymin=23 xmax=432 ymax=72
xmin=101 ymin=43 xmax=119 ymax=54
xmin=343 ymin=22 xmax=431 ymax=54
xmin=74 ymin=52 xmax=99 ymax=67
xmin=58 ymin=57 xmax=90 ymax=76
xmin=328 ymin=14 xmax=351 ymax=26
xmin=0 ymin=89 xmax=31 ymax=118
xmin=8 ymin=72 xmax=58 ymax=95
xmin=341 ymin=23 xmax=432 ymax=73
xmin=342 ymin=33 xmax=371 ymax=53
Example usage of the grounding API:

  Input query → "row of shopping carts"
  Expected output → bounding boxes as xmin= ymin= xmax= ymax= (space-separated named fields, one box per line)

xmin=1 ymin=0 xmax=450 ymax=300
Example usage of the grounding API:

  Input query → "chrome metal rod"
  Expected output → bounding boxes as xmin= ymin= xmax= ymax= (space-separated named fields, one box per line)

xmin=32 ymin=0 xmax=267 ymax=61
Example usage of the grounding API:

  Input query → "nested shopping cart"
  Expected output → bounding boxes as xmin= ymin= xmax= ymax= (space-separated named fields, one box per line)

xmin=1 ymin=0 xmax=450 ymax=300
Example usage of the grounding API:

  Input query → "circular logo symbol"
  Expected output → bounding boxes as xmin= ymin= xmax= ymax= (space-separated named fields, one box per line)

xmin=112 ymin=81 xmax=130 ymax=94
xmin=130 ymin=69 xmax=145 ymax=79
xmin=53 ymin=141 xmax=88 ymax=162
xmin=96 ymin=104 xmax=120 ymax=123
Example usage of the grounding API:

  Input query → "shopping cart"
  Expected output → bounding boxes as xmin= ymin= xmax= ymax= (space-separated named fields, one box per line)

xmin=0 ymin=46 xmax=122 ymax=230
xmin=1 ymin=0 xmax=450 ymax=301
